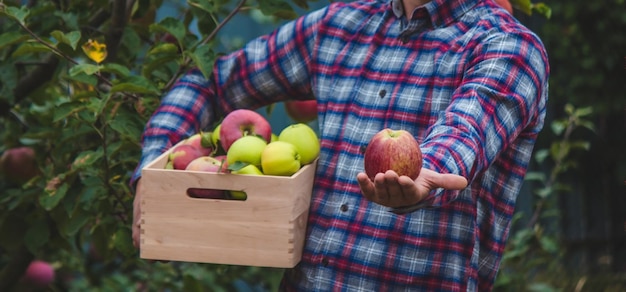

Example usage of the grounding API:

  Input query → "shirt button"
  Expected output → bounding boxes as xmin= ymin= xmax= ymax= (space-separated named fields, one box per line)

xmin=321 ymin=257 xmax=329 ymax=266
xmin=340 ymin=204 xmax=348 ymax=212
xmin=360 ymin=145 xmax=367 ymax=154
xmin=378 ymin=89 xmax=387 ymax=98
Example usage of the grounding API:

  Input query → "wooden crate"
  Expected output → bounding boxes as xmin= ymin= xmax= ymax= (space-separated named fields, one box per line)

xmin=138 ymin=146 xmax=316 ymax=268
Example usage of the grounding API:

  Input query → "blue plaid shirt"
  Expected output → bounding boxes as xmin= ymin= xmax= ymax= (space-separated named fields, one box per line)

xmin=132 ymin=0 xmax=549 ymax=290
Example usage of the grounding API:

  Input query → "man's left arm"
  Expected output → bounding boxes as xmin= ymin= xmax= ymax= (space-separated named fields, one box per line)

xmin=358 ymin=30 xmax=550 ymax=210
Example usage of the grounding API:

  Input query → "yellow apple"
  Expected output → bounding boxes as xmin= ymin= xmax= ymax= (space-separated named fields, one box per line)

xmin=278 ymin=123 xmax=320 ymax=165
xmin=229 ymin=164 xmax=264 ymax=200
xmin=261 ymin=141 xmax=301 ymax=176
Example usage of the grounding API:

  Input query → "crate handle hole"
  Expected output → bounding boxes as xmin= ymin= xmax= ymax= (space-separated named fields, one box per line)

xmin=186 ymin=187 xmax=247 ymax=201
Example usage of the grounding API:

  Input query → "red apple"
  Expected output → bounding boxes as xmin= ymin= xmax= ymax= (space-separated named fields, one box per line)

xmin=494 ymin=0 xmax=513 ymax=14
xmin=185 ymin=156 xmax=227 ymax=173
xmin=21 ymin=260 xmax=55 ymax=289
xmin=187 ymin=187 xmax=227 ymax=199
xmin=0 ymin=146 xmax=40 ymax=185
xmin=182 ymin=132 xmax=214 ymax=156
xmin=219 ymin=109 xmax=272 ymax=152
xmin=169 ymin=144 xmax=204 ymax=170
xmin=363 ymin=128 xmax=422 ymax=180
xmin=284 ymin=100 xmax=317 ymax=123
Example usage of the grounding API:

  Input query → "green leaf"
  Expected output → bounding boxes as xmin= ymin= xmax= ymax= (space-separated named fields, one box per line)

xmin=187 ymin=0 xmax=217 ymax=14
xmin=2 ymin=5 xmax=30 ymax=24
xmin=0 ymin=214 xmax=27 ymax=251
xmin=69 ymin=63 xmax=101 ymax=76
xmin=148 ymin=42 xmax=180 ymax=55
xmin=257 ymin=0 xmax=297 ymax=19
xmin=569 ymin=140 xmax=590 ymax=151
xmin=149 ymin=17 xmax=186 ymax=44
xmin=109 ymin=115 xmax=143 ymax=140
xmin=65 ymin=71 xmax=98 ymax=86
xmin=0 ymin=31 xmax=30 ymax=50
xmin=550 ymin=120 xmax=566 ymax=136
xmin=186 ymin=44 xmax=216 ymax=80
xmin=527 ymin=282 xmax=557 ymax=292
xmin=141 ymin=54 xmax=180 ymax=78
xmin=534 ymin=149 xmax=549 ymax=164
xmin=535 ymin=186 xmax=552 ymax=199
xmin=65 ymin=208 xmax=91 ymax=237
xmin=266 ymin=103 xmax=275 ymax=117
xmin=101 ymin=63 xmax=131 ymax=78
xmin=531 ymin=3 xmax=552 ymax=19
xmin=40 ymin=182 xmax=70 ymax=210
xmin=227 ymin=161 xmax=250 ymax=172
xmin=577 ymin=120 xmax=595 ymax=133
xmin=24 ymin=219 xmax=50 ymax=253
xmin=111 ymin=75 xmax=160 ymax=95
xmin=50 ymin=30 xmax=81 ymax=50
xmin=53 ymin=101 xmax=85 ymax=122
xmin=574 ymin=106 xmax=593 ymax=118
xmin=11 ymin=42 xmax=53 ymax=57
xmin=524 ymin=171 xmax=545 ymax=182
xmin=72 ymin=150 xmax=104 ymax=169
xmin=113 ymin=227 xmax=136 ymax=257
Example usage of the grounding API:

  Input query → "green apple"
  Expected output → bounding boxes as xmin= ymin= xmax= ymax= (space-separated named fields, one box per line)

xmin=278 ymin=123 xmax=320 ymax=165
xmin=271 ymin=133 xmax=279 ymax=142
xmin=226 ymin=135 xmax=267 ymax=168
xmin=261 ymin=141 xmax=301 ymax=176
xmin=211 ymin=124 xmax=221 ymax=147
xmin=229 ymin=164 xmax=264 ymax=200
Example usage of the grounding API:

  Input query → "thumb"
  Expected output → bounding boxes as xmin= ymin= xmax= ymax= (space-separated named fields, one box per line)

xmin=420 ymin=168 xmax=468 ymax=190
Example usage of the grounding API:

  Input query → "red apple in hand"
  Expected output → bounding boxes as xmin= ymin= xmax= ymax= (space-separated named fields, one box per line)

xmin=284 ymin=100 xmax=317 ymax=123
xmin=363 ymin=129 xmax=423 ymax=181
xmin=219 ymin=109 xmax=272 ymax=152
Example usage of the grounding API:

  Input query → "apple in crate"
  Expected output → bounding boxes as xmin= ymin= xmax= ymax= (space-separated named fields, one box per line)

xmin=219 ymin=109 xmax=272 ymax=151
xmin=278 ymin=123 xmax=320 ymax=165
xmin=261 ymin=141 xmax=301 ymax=176
xmin=169 ymin=144 xmax=205 ymax=170
xmin=186 ymin=156 xmax=227 ymax=173
xmin=185 ymin=156 xmax=228 ymax=199
xmin=182 ymin=132 xmax=214 ymax=156
xmin=363 ymin=128 xmax=423 ymax=180
xmin=226 ymin=135 xmax=268 ymax=169
xmin=229 ymin=164 xmax=264 ymax=200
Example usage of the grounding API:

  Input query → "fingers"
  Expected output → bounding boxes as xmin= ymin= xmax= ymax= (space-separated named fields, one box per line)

xmin=356 ymin=172 xmax=376 ymax=201
xmin=357 ymin=168 xmax=468 ymax=208
xmin=419 ymin=168 xmax=468 ymax=190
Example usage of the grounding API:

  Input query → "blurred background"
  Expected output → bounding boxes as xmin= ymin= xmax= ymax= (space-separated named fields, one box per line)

xmin=0 ymin=0 xmax=624 ymax=290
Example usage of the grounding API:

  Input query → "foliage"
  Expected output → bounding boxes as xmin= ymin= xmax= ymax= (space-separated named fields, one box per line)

xmin=495 ymin=0 xmax=626 ymax=289
xmin=495 ymin=104 xmax=595 ymax=291
xmin=0 ymin=0 xmax=311 ymax=290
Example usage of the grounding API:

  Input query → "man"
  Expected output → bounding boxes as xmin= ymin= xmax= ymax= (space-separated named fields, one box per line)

xmin=131 ymin=0 xmax=550 ymax=290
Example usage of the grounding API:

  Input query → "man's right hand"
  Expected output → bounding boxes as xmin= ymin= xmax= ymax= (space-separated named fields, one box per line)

xmin=132 ymin=179 xmax=143 ymax=248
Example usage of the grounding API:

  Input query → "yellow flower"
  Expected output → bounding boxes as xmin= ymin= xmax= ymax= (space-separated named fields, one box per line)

xmin=81 ymin=39 xmax=107 ymax=64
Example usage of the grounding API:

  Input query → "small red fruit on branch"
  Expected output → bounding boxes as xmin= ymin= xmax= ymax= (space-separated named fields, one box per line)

xmin=363 ymin=129 xmax=423 ymax=181
xmin=0 ymin=146 xmax=40 ymax=185
xmin=284 ymin=100 xmax=318 ymax=123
